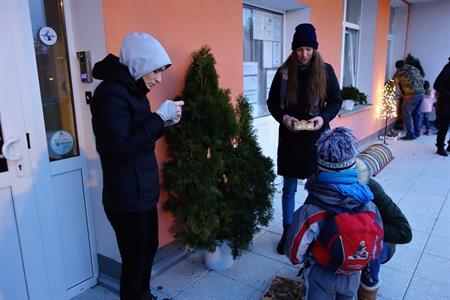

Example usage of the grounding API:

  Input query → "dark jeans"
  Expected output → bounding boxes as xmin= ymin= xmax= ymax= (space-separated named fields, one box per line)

xmin=436 ymin=100 xmax=450 ymax=148
xmin=402 ymin=94 xmax=424 ymax=137
xmin=282 ymin=176 xmax=298 ymax=225
xmin=106 ymin=206 xmax=159 ymax=300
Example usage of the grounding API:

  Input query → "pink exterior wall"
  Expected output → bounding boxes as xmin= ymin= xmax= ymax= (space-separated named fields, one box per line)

xmin=300 ymin=0 xmax=344 ymax=78
xmin=102 ymin=0 xmax=393 ymax=247
xmin=103 ymin=0 xmax=243 ymax=246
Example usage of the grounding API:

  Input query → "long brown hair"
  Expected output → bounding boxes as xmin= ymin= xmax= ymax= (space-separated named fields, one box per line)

xmin=282 ymin=49 xmax=327 ymax=112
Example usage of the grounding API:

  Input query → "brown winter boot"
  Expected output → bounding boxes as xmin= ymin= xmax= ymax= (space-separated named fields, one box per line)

xmin=358 ymin=284 xmax=378 ymax=300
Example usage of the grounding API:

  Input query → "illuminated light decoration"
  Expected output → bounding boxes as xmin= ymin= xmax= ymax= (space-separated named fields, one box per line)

xmin=231 ymin=137 xmax=239 ymax=148
xmin=377 ymin=80 xmax=397 ymax=144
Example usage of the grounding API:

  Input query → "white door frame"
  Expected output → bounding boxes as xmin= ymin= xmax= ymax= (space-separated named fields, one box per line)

xmin=61 ymin=1 xmax=99 ymax=296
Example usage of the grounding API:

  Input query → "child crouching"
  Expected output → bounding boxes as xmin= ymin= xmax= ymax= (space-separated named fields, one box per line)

xmin=285 ymin=127 xmax=384 ymax=300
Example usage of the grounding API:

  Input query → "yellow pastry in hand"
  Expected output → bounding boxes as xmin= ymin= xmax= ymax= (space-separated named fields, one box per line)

xmin=293 ymin=120 xmax=314 ymax=131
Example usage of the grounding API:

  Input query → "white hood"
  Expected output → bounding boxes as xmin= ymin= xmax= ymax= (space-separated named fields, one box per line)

xmin=119 ymin=32 xmax=172 ymax=81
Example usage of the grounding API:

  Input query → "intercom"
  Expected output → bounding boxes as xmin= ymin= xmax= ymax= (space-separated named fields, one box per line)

xmin=76 ymin=51 xmax=93 ymax=83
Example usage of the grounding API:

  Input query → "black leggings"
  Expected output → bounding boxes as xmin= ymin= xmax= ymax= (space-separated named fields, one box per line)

xmin=106 ymin=206 xmax=159 ymax=300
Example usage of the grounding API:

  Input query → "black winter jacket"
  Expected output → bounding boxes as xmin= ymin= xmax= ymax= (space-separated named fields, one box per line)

xmin=368 ymin=178 xmax=412 ymax=258
xmin=434 ymin=60 xmax=450 ymax=120
xmin=91 ymin=54 xmax=165 ymax=212
xmin=267 ymin=63 xmax=342 ymax=179
xmin=434 ymin=60 xmax=450 ymax=102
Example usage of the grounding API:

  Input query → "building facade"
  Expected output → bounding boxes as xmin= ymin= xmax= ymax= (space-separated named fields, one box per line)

xmin=1 ymin=0 xmax=448 ymax=299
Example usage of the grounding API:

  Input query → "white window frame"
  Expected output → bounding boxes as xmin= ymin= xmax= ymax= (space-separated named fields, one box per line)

xmin=386 ymin=34 xmax=394 ymax=80
xmin=386 ymin=6 xmax=396 ymax=80
xmin=340 ymin=0 xmax=362 ymax=88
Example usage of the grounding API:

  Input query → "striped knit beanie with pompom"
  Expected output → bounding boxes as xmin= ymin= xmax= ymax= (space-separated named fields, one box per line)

xmin=316 ymin=127 xmax=358 ymax=171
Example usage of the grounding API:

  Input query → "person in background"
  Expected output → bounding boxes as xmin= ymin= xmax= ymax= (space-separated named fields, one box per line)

xmin=267 ymin=23 xmax=342 ymax=254
xmin=355 ymin=159 xmax=412 ymax=300
xmin=420 ymin=80 xmax=436 ymax=136
xmin=393 ymin=60 xmax=425 ymax=140
xmin=433 ymin=57 xmax=450 ymax=157
xmin=90 ymin=32 xmax=184 ymax=300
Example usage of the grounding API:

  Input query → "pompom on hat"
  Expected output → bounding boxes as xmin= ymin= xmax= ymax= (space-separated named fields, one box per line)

xmin=292 ymin=23 xmax=319 ymax=50
xmin=316 ymin=127 xmax=359 ymax=171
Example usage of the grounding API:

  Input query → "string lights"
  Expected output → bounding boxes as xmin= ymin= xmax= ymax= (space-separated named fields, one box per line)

xmin=377 ymin=80 xmax=397 ymax=144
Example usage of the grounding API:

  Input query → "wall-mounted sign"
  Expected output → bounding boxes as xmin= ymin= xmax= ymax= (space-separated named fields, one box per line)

xmin=243 ymin=62 xmax=258 ymax=76
xmin=253 ymin=11 xmax=282 ymax=42
xmin=49 ymin=130 xmax=74 ymax=157
xmin=39 ymin=27 xmax=57 ymax=45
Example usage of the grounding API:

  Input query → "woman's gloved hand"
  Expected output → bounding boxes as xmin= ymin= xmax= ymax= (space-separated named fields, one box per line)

xmin=156 ymin=100 xmax=184 ymax=126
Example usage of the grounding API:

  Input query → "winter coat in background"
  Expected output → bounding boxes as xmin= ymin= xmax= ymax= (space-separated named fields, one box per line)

xmin=267 ymin=63 xmax=342 ymax=179
xmin=420 ymin=90 xmax=436 ymax=113
xmin=434 ymin=60 xmax=450 ymax=103
xmin=393 ymin=64 xmax=425 ymax=97
xmin=434 ymin=60 xmax=450 ymax=120
xmin=90 ymin=54 xmax=165 ymax=212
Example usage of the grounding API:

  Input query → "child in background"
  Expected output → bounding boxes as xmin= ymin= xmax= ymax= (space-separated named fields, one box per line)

xmin=420 ymin=80 xmax=436 ymax=135
xmin=285 ymin=127 xmax=383 ymax=300
xmin=356 ymin=159 xmax=412 ymax=300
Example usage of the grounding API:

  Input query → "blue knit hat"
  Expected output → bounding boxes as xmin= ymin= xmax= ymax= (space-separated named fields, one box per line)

xmin=316 ymin=127 xmax=358 ymax=171
xmin=292 ymin=23 xmax=318 ymax=50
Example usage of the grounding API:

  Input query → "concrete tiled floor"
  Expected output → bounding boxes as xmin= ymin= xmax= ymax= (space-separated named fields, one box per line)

xmin=73 ymin=134 xmax=450 ymax=300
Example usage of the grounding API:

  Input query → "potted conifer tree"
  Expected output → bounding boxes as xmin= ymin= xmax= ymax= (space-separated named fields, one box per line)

xmin=163 ymin=46 xmax=275 ymax=269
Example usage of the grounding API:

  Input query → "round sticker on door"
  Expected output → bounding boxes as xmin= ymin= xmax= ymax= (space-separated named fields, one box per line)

xmin=39 ymin=27 xmax=57 ymax=45
xmin=49 ymin=131 xmax=74 ymax=156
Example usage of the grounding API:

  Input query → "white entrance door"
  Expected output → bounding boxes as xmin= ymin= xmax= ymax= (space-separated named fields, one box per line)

xmin=1 ymin=1 xmax=97 ymax=299
xmin=0 ymin=3 xmax=54 ymax=299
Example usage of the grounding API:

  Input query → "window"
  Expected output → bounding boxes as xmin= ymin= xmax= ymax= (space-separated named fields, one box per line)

xmin=243 ymin=6 xmax=283 ymax=118
xmin=386 ymin=7 xmax=395 ymax=80
xmin=342 ymin=0 xmax=362 ymax=88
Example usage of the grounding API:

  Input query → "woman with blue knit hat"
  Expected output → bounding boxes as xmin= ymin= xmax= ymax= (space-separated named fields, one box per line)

xmin=267 ymin=23 xmax=342 ymax=254
xmin=91 ymin=32 xmax=184 ymax=300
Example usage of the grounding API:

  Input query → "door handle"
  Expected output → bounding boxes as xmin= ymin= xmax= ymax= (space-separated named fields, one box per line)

xmin=1 ymin=137 xmax=22 ymax=161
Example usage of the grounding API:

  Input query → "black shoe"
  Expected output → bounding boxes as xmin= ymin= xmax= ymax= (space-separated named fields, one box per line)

xmin=277 ymin=224 xmax=290 ymax=255
xmin=446 ymin=144 xmax=450 ymax=152
xmin=400 ymin=135 xmax=416 ymax=140
xmin=437 ymin=148 xmax=448 ymax=157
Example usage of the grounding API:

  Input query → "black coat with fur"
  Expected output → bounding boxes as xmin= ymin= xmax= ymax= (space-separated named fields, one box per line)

xmin=267 ymin=63 xmax=342 ymax=179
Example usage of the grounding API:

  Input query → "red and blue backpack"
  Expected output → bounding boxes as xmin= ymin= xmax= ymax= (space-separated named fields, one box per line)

xmin=311 ymin=205 xmax=384 ymax=275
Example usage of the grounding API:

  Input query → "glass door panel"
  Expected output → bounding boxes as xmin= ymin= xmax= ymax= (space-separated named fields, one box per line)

xmin=29 ymin=0 xmax=79 ymax=161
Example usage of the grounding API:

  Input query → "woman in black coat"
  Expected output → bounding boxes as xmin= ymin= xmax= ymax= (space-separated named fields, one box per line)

xmin=91 ymin=32 xmax=184 ymax=300
xmin=267 ymin=24 xmax=342 ymax=254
